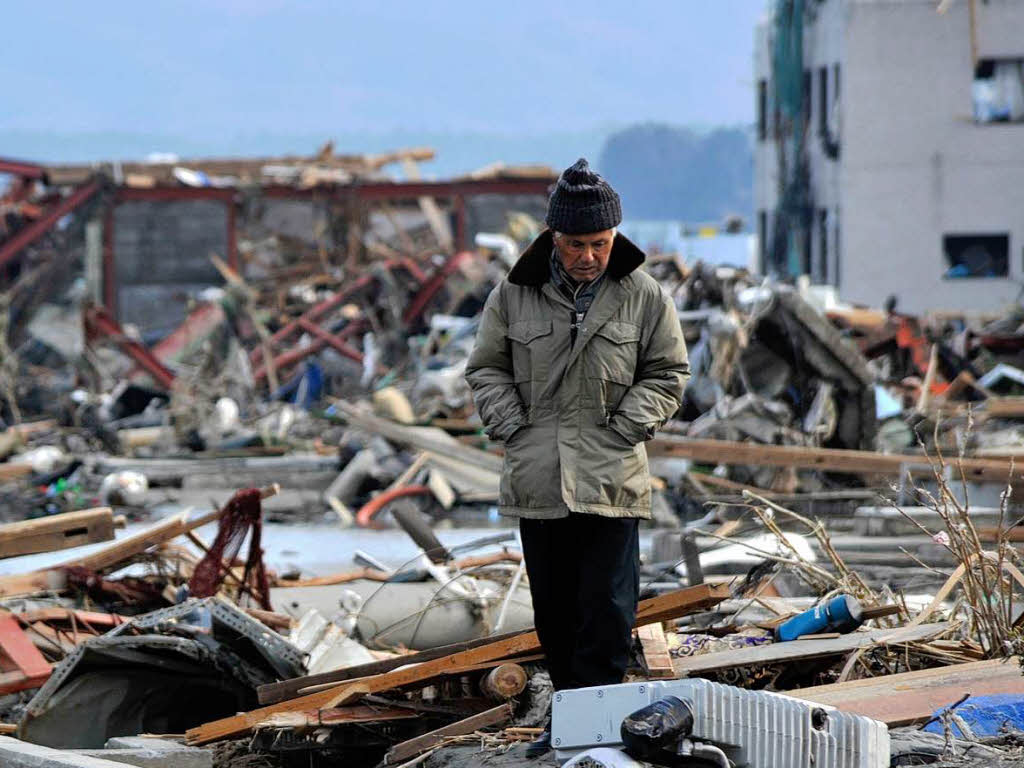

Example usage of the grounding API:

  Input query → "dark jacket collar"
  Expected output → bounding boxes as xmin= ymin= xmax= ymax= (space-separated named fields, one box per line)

xmin=507 ymin=229 xmax=646 ymax=287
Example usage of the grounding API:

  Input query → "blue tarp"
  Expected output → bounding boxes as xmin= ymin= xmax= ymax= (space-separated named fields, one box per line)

xmin=923 ymin=695 xmax=1024 ymax=738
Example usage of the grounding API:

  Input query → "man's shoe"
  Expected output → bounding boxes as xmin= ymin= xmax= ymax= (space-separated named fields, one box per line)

xmin=524 ymin=728 xmax=552 ymax=758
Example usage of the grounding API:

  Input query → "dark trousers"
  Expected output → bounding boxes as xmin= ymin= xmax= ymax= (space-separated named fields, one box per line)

xmin=519 ymin=514 xmax=640 ymax=691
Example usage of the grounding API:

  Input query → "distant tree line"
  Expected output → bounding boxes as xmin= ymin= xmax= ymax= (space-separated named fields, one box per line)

xmin=598 ymin=123 xmax=753 ymax=225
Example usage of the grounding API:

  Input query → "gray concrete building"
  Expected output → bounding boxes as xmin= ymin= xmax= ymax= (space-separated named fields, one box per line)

xmin=754 ymin=0 xmax=1024 ymax=313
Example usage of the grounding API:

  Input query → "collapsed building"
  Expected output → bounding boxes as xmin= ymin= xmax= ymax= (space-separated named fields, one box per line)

xmin=2 ymin=139 xmax=1024 ymax=767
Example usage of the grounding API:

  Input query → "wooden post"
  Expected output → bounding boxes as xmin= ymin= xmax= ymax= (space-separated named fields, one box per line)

xmin=480 ymin=663 xmax=528 ymax=701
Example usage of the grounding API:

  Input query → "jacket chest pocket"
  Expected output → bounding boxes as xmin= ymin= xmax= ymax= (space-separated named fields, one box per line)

xmin=587 ymin=320 xmax=641 ymax=386
xmin=508 ymin=320 xmax=553 ymax=383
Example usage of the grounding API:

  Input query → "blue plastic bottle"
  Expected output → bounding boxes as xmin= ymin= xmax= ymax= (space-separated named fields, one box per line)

xmin=775 ymin=594 xmax=864 ymax=642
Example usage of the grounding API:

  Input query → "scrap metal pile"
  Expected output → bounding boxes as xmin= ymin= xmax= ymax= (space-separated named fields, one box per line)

xmin=3 ymin=149 xmax=1024 ymax=766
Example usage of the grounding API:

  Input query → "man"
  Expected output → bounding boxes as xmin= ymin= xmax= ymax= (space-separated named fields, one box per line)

xmin=465 ymin=158 xmax=689 ymax=754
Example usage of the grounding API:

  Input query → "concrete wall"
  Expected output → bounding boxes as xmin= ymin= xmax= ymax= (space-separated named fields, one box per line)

xmin=113 ymin=200 xmax=227 ymax=340
xmin=842 ymin=0 xmax=1024 ymax=312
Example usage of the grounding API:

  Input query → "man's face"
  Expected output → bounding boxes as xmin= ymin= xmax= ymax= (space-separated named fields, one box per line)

xmin=554 ymin=229 xmax=615 ymax=282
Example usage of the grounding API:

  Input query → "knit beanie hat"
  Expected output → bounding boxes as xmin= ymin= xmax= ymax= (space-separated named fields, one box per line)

xmin=545 ymin=158 xmax=622 ymax=235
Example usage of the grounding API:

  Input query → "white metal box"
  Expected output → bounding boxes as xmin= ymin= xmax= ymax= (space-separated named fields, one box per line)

xmin=552 ymin=678 xmax=889 ymax=768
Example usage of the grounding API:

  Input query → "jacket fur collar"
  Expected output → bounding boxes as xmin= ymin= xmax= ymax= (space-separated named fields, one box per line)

xmin=507 ymin=229 xmax=646 ymax=287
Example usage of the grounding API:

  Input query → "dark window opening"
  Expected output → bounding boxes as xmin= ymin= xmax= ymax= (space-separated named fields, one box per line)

xmin=815 ymin=209 xmax=828 ymax=283
xmin=833 ymin=208 xmax=841 ymax=287
xmin=943 ymin=233 xmax=1010 ymax=278
xmin=973 ymin=58 xmax=1024 ymax=123
xmin=757 ymin=80 xmax=768 ymax=141
xmin=820 ymin=63 xmax=841 ymax=159
xmin=817 ymin=67 xmax=829 ymax=137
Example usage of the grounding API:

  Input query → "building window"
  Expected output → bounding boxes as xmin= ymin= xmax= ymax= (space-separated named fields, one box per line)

xmin=973 ymin=58 xmax=1024 ymax=123
xmin=815 ymin=209 xmax=828 ymax=283
xmin=943 ymin=233 xmax=1010 ymax=278
xmin=757 ymin=79 xmax=768 ymax=141
xmin=833 ymin=208 xmax=841 ymax=288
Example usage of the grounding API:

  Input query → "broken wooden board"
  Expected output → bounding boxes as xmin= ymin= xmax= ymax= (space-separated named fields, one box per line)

xmin=198 ymin=584 xmax=729 ymax=743
xmin=0 ymin=508 xmax=117 ymax=559
xmin=0 ymin=612 xmax=52 ymax=694
xmin=636 ymin=623 xmax=674 ymax=679
xmin=672 ymin=623 xmax=951 ymax=676
xmin=0 ymin=463 xmax=33 ymax=483
xmin=385 ymin=704 xmax=513 ymax=764
xmin=256 ymin=704 xmax=419 ymax=730
xmin=792 ymin=657 xmax=1024 ymax=726
xmin=187 ymin=630 xmax=540 ymax=744
xmin=648 ymin=437 xmax=1022 ymax=486
xmin=258 ymin=630 xmax=531 ymax=705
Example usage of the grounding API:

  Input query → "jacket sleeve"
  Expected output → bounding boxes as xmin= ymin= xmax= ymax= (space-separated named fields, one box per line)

xmin=609 ymin=290 xmax=690 ymax=445
xmin=465 ymin=283 xmax=528 ymax=442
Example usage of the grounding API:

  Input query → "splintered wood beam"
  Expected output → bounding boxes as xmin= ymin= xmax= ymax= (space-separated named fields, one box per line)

xmin=187 ymin=631 xmax=541 ymax=744
xmin=385 ymin=704 xmax=513 ymax=764
xmin=259 ymin=583 xmax=728 ymax=705
xmin=255 ymin=704 xmax=419 ymax=730
xmin=636 ymin=623 xmax=675 ymax=679
xmin=0 ymin=508 xmax=116 ymax=559
xmin=792 ymin=657 xmax=1024 ymax=726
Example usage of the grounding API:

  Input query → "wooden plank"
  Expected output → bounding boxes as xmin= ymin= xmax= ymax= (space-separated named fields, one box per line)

xmin=256 ymin=704 xmax=419 ymax=730
xmin=385 ymin=704 xmax=513 ymax=765
xmin=0 ymin=571 xmax=67 ymax=599
xmin=258 ymin=630 xmax=530 ymax=705
xmin=792 ymin=657 xmax=1024 ymax=726
xmin=636 ymin=623 xmax=674 ymax=679
xmin=295 ymin=654 xmax=545 ymax=698
xmin=0 ymin=463 xmax=33 ymax=482
xmin=0 ymin=508 xmax=116 ymax=559
xmin=198 ymin=584 xmax=729 ymax=743
xmin=672 ymin=623 xmax=951 ymax=676
xmin=635 ymin=583 xmax=731 ymax=625
xmin=649 ymin=437 xmax=1023 ymax=485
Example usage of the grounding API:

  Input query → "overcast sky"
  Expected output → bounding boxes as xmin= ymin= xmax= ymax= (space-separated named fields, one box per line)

xmin=3 ymin=1 xmax=768 ymax=138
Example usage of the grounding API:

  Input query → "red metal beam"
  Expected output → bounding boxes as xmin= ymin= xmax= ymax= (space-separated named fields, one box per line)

xmin=249 ymin=273 xmax=376 ymax=367
xmin=254 ymin=321 xmax=364 ymax=383
xmin=0 ymin=180 xmax=101 ymax=268
xmin=84 ymin=306 xmax=176 ymax=390
xmin=0 ymin=157 xmax=47 ymax=180
xmin=297 ymin=317 xmax=364 ymax=362
xmin=403 ymin=251 xmax=474 ymax=326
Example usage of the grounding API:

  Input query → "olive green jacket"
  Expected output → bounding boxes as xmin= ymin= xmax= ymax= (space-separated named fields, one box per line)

xmin=465 ymin=230 xmax=689 ymax=519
